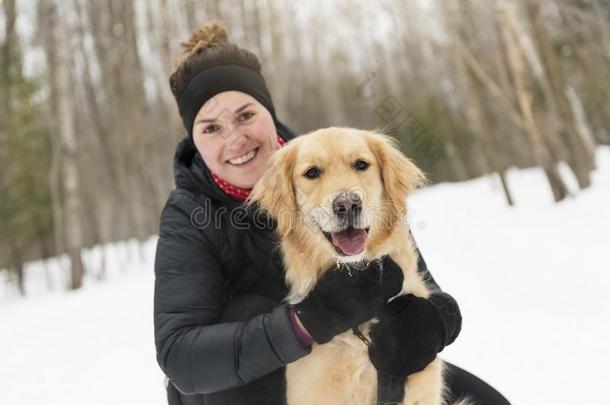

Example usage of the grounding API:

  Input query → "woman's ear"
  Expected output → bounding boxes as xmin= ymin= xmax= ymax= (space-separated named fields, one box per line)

xmin=247 ymin=144 xmax=298 ymax=234
xmin=365 ymin=132 xmax=427 ymax=227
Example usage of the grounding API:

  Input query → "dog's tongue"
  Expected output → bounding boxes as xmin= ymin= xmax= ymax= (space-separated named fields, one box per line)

xmin=331 ymin=227 xmax=367 ymax=256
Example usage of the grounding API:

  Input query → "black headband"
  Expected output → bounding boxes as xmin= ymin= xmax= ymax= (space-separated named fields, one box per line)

xmin=177 ymin=63 xmax=276 ymax=137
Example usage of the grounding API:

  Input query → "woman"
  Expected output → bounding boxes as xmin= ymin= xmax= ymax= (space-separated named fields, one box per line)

xmin=154 ymin=21 xmax=510 ymax=405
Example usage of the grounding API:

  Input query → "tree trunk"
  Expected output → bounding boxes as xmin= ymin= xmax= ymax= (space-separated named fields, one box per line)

xmin=525 ymin=2 xmax=595 ymax=190
xmin=499 ymin=6 xmax=569 ymax=202
xmin=498 ymin=171 xmax=515 ymax=206
xmin=7 ymin=238 xmax=25 ymax=296
xmin=52 ymin=0 xmax=85 ymax=289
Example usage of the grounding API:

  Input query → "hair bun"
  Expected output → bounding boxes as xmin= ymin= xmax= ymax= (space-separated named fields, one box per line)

xmin=176 ymin=21 xmax=229 ymax=65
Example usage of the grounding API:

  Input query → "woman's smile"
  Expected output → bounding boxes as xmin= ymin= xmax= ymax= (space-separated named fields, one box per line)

xmin=227 ymin=146 xmax=259 ymax=166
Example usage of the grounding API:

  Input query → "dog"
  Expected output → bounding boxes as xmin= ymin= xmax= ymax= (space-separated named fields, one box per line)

xmin=249 ymin=128 xmax=466 ymax=405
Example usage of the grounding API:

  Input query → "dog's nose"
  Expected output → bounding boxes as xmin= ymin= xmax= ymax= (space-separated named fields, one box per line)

xmin=332 ymin=192 xmax=362 ymax=218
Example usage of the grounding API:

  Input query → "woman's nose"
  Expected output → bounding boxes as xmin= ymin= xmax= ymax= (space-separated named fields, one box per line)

xmin=226 ymin=125 xmax=249 ymax=149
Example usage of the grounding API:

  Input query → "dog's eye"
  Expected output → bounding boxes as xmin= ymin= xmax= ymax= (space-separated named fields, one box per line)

xmin=304 ymin=166 xmax=321 ymax=179
xmin=353 ymin=159 xmax=369 ymax=171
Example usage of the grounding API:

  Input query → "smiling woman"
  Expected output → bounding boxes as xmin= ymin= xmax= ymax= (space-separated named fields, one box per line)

xmin=155 ymin=20 xmax=510 ymax=405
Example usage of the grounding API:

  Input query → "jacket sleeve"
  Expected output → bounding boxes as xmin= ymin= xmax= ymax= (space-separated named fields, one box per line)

xmin=154 ymin=191 xmax=311 ymax=395
xmin=410 ymin=233 xmax=462 ymax=347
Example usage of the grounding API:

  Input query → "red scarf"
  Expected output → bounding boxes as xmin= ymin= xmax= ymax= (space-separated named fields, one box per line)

xmin=211 ymin=134 xmax=286 ymax=202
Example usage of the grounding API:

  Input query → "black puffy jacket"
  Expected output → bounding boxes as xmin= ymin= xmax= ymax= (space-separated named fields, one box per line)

xmin=153 ymin=122 xmax=461 ymax=404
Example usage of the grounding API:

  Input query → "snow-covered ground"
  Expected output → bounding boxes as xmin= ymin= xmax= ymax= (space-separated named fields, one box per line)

xmin=1 ymin=147 xmax=609 ymax=405
xmin=0 ymin=239 xmax=165 ymax=405
xmin=409 ymin=148 xmax=610 ymax=405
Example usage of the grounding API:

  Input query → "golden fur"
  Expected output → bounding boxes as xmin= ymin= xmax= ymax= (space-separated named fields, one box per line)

xmin=249 ymin=128 xmax=469 ymax=405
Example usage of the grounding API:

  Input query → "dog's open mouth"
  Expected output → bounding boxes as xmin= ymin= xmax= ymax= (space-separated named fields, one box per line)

xmin=323 ymin=226 xmax=369 ymax=256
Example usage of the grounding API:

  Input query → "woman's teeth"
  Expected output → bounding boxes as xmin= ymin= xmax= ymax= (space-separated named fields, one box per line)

xmin=228 ymin=148 xmax=258 ymax=165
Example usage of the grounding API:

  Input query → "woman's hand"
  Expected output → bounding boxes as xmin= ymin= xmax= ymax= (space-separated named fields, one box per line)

xmin=292 ymin=257 xmax=404 ymax=344
xmin=367 ymin=294 xmax=446 ymax=378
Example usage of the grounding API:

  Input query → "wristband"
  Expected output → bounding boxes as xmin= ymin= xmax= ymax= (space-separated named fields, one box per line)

xmin=288 ymin=307 xmax=313 ymax=347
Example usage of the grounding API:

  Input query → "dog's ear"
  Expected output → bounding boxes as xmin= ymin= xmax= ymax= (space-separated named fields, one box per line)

xmin=247 ymin=144 xmax=298 ymax=233
xmin=365 ymin=132 xmax=427 ymax=226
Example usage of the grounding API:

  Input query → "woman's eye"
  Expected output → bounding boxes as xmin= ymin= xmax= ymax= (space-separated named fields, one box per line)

xmin=304 ymin=166 xmax=321 ymax=179
xmin=353 ymin=159 xmax=369 ymax=171
xmin=203 ymin=124 xmax=219 ymax=134
xmin=238 ymin=111 xmax=255 ymax=122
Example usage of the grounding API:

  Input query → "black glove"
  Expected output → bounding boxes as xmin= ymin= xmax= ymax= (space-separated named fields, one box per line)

xmin=368 ymin=294 xmax=446 ymax=378
xmin=292 ymin=257 xmax=404 ymax=344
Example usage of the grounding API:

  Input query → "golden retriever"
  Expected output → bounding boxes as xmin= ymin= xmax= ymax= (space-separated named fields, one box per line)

xmin=249 ymin=127 xmax=468 ymax=405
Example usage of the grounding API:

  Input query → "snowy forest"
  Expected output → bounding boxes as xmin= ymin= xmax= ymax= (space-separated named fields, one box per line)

xmin=2 ymin=2 xmax=610 ymax=404
xmin=1 ymin=0 xmax=609 ymax=293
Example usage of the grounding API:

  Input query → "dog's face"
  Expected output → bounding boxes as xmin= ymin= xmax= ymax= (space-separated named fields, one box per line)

xmin=249 ymin=127 xmax=425 ymax=264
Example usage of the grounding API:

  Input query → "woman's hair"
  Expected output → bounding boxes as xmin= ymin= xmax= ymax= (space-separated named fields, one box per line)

xmin=169 ymin=21 xmax=262 ymax=100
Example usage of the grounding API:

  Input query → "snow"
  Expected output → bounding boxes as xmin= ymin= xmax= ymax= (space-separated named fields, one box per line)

xmin=1 ymin=147 xmax=609 ymax=405
xmin=409 ymin=148 xmax=610 ymax=405
xmin=0 ymin=239 xmax=166 ymax=405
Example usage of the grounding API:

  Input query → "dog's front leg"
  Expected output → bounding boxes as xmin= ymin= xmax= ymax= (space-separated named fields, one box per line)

xmin=388 ymin=244 xmax=429 ymax=300
xmin=402 ymin=357 xmax=445 ymax=405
